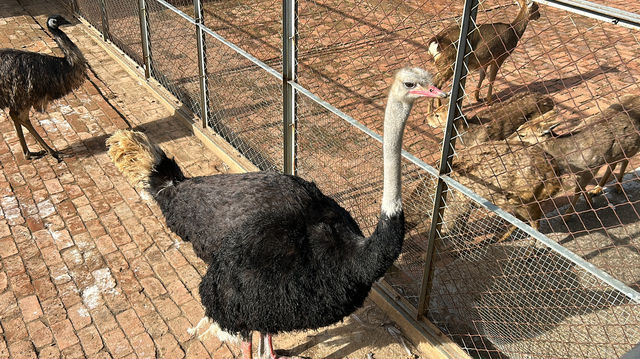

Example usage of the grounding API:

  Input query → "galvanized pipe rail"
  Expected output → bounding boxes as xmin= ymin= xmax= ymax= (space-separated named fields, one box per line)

xmin=193 ymin=0 xmax=209 ymax=128
xmin=283 ymin=0 xmax=298 ymax=176
xmin=137 ymin=0 xmax=152 ymax=79
xmin=536 ymin=0 xmax=640 ymax=30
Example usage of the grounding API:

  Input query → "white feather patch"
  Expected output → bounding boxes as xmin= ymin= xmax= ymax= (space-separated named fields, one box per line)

xmin=428 ymin=42 xmax=440 ymax=59
xmin=189 ymin=317 xmax=241 ymax=345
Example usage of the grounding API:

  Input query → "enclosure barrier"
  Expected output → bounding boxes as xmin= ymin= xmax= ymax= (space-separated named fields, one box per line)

xmin=59 ymin=0 xmax=640 ymax=357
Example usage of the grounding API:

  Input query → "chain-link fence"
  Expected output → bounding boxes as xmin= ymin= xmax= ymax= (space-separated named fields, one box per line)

xmin=66 ymin=0 xmax=640 ymax=357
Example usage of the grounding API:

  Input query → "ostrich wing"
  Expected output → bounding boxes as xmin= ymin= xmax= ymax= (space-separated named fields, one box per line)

xmin=158 ymin=172 xmax=364 ymax=266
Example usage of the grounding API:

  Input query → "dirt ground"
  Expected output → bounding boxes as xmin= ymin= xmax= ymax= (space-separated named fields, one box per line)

xmin=272 ymin=300 xmax=420 ymax=359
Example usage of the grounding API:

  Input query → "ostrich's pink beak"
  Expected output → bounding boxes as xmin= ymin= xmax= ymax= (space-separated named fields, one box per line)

xmin=410 ymin=85 xmax=449 ymax=98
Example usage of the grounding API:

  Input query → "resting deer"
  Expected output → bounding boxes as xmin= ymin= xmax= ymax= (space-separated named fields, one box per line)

xmin=427 ymin=0 xmax=541 ymax=111
xmin=427 ymin=92 xmax=554 ymax=146
xmin=510 ymin=94 xmax=640 ymax=215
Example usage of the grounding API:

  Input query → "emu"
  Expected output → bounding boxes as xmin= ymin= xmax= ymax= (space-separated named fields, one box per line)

xmin=0 ymin=15 xmax=87 ymax=161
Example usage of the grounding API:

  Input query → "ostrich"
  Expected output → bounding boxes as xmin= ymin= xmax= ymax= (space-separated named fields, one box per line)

xmin=106 ymin=67 xmax=447 ymax=359
xmin=0 ymin=15 xmax=87 ymax=161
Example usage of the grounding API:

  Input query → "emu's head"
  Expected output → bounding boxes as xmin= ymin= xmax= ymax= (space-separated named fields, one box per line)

xmin=47 ymin=15 xmax=71 ymax=30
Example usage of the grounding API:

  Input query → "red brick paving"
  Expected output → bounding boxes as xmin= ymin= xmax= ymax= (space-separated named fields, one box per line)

xmin=0 ymin=0 xmax=238 ymax=358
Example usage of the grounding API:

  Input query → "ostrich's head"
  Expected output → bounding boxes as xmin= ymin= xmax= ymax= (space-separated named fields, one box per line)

xmin=47 ymin=15 xmax=72 ymax=30
xmin=390 ymin=67 xmax=448 ymax=104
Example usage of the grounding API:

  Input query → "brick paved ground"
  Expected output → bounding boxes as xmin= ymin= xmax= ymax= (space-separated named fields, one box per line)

xmin=0 ymin=1 xmax=239 ymax=358
xmin=0 ymin=1 xmax=427 ymax=359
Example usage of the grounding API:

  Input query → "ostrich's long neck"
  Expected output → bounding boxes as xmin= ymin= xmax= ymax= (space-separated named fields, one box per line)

xmin=381 ymin=98 xmax=411 ymax=216
xmin=50 ymin=28 xmax=86 ymax=67
xmin=348 ymin=95 xmax=410 ymax=285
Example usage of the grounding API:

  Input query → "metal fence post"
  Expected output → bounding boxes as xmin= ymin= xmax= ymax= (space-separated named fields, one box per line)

xmin=98 ymin=0 xmax=110 ymax=41
xmin=416 ymin=0 xmax=479 ymax=318
xmin=194 ymin=0 xmax=210 ymax=128
xmin=283 ymin=0 xmax=298 ymax=175
xmin=137 ymin=0 xmax=152 ymax=79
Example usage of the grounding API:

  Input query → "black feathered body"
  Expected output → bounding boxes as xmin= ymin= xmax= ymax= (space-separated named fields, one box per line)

xmin=0 ymin=28 xmax=86 ymax=113
xmin=148 ymin=156 xmax=404 ymax=334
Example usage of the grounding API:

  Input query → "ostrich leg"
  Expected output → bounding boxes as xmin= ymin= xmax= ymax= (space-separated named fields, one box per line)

xmin=264 ymin=333 xmax=304 ymax=359
xmin=241 ymin=340 xmax=252 ymax=359
xmin=9 ymin=109 xmax=46 ymax=159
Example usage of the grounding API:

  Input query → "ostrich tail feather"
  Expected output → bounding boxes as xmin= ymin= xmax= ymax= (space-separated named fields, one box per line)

xmin=106 ymin=130 xmax=164 ymax=190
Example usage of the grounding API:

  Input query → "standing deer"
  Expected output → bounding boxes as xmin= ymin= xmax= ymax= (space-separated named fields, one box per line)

xmin=427 ymin=0 xmax=541 ymax=111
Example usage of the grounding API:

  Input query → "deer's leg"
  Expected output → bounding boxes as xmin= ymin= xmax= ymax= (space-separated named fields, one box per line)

xmin=475 ymin=66 xmax=487 ymax=102
xmin=564 ymin=174 xmax=593 ymax=216
xmin=614 ymin=159 xmax=629 ymax=193
xmin=498 ymin=225 xmax=517 ymax=243
xmin=431 ymin=70 xmax=451 ymax=113
xmin=589 ymin=164 xmax=614 ymax=197
xmin=484 ymin=62 xmax=501 ymax=105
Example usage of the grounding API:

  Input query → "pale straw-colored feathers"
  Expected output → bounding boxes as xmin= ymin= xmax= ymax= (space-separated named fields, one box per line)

xmin=106 ymin=130 xmax=163 ymax=190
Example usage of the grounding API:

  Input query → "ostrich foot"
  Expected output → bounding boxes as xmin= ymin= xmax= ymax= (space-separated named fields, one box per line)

xmin=261 ymin=333 xmax=307 ymax=359
xmin=24 ymin=150 xmax=46 ymax=160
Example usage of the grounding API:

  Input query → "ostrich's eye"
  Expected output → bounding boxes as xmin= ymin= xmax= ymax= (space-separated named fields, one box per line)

xmin=404 ymin=82 xmax=416 ymax=89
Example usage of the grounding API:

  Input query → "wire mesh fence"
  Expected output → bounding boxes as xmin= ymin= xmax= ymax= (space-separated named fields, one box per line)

xmin=71 ymin=0 xmax=640 ymax=357
xmin=102 ymin=0 xmax=144 ymax=65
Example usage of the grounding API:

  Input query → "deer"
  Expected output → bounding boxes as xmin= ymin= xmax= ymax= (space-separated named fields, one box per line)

xmin=426 ymin=92 xmax=554 ymax=146
xmin=426 ymin=0 xmax=541 ymax=113
xmin=510 ymin=94 xmax=640 ymax=215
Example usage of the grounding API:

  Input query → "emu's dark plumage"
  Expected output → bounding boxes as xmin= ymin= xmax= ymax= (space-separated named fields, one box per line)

xmin=0 ymin=15 xmax=87 ymax=160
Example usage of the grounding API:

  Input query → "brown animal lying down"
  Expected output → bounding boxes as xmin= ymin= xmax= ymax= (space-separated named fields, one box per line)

xmin=426 ymin=92 xmax=555 ymax=146
xmin=404 ymin=140 xmax=561 ymax=246
xmin=510 ymin=94 xmax=640 ymax=215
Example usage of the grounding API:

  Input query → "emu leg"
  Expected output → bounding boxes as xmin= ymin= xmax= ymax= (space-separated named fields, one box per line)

xmin=17 ymin=111 xmax=62 ymax=161
xmin=265 ymin=333 xmax=304 ymax=359
xmin=474 ymin=67 xmax=487 ymax=102
xmin=9 ymin=110 xmax=46 ymax=159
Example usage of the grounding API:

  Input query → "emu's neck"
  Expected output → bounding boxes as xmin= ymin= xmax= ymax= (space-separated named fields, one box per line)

xmin=381 ymin=98 xmax=411 ymax=217
xmin=50 ymin=27 xmax=86 ymax=67
xmin=511 ymin=3 xmax=531 ymax=38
